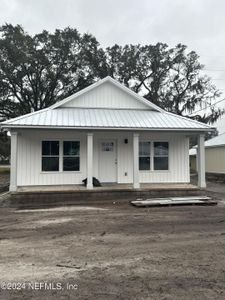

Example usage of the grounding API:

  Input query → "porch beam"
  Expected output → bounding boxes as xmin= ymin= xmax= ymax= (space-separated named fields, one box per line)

xmin=87 ymin=133 xmax=93 ymax=189
xmin=133 ymin=133 xmax=140 ymax=189
xmin=197 ymin=134 xmax=206 ymax=188
xmin=10 ymin=131 xmax=18 ymax=192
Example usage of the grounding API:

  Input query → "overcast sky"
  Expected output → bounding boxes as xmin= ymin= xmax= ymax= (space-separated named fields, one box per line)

xmin=1 ymin=0 xmax=225 ymax=132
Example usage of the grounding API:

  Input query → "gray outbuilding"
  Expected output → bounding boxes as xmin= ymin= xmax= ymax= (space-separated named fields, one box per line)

xmin=190 ymin=132 xmax=225 ymax=175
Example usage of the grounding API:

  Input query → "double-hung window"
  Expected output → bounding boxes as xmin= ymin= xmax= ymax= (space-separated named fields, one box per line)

xmin=41 ymin=140 xmax=80 ymax=172
xmin=63 ymin=141 xmax=80 ymax=171
xmin=42 ymin=141 xmax=59 ymax=171
xmin=154 ymin=142 xmax=169 ymax=170
xmin=139 ymin=141 xmax=169 ymax=171
xmin=139 ymin=141 xmax=151 ymax=170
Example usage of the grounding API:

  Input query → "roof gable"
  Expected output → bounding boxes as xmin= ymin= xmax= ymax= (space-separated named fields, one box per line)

xmin=0 ymin=76 xmax=214 ymax=132
xmin=50 ymin=76 xmax=162 ymax=111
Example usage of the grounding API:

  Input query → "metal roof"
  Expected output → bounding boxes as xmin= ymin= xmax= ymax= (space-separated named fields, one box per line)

xmin=204 ymin=132 xmax=225 ymax=147
xmin=0 ymin=77 xmax=214 ymax=132
xmin=1 ymin=108 xmax=213 ymax=131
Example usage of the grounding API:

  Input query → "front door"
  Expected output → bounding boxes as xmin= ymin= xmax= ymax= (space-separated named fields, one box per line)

xmin=98 ymin=140 xmax=117 ymax=183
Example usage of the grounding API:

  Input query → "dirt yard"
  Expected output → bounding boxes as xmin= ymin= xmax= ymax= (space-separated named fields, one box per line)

xmin=0 ymin=198 xmax=225 ymax=299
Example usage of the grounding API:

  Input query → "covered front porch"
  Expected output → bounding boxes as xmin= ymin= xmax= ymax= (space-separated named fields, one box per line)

xmin=84 ymin=132 xmax=206 ymax=190
xmin=10 ymin=129 xmax=206 ymax=192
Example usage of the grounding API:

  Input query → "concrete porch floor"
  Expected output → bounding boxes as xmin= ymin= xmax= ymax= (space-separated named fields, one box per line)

xmin=8 ymin=183 xmax=204 ymax=209
xmin=16 ymin=183 xmax=199 ymax=193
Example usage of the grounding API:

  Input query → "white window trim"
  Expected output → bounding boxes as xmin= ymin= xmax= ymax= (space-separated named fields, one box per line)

xmin=40 ymin=139 xmax=81 ymax=173
xmin=139 ymin=141 xmax=151 ymax=171
xmin=41 ymin=140 xmax=60 ymax=172
xmin=153 ymin=141 xmax=170 ymax=171
xmin=62 ymin=140 xmax=80 ymax=172
xmin=139 ymin=140 xmax=170 ymax=172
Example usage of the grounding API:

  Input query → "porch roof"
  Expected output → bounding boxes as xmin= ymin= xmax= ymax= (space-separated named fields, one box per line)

xmin=1 ymin=107 xmax=213 ymax=132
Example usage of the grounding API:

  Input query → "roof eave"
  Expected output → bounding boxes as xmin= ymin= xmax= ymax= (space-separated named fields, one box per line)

xmin=1 ymin=124 xmax=214 ymax=132
xmin=205 ymin=144 xmax=225 ymax=149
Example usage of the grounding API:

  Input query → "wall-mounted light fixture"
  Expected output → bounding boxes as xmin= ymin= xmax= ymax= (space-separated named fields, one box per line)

xmin=124 ymin=139 xmax=128 ymax=144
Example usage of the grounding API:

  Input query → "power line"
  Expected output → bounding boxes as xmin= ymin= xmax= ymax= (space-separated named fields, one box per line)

xmin=188 ymin=98 xmax=225 ymax=116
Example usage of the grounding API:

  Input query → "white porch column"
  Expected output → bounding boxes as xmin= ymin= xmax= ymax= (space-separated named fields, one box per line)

xmin=87 ymin=133 xmax=93 ymax=189
xmin=10 ymin=131 xmax=18 ymax=192
xmin=133 ymin=133 xmax=140 ymax=189
xmin=197 ymin=134 xmax=206 ymax=188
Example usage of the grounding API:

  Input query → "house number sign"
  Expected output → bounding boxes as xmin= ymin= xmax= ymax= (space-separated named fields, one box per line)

xmin=102 ymin=142 xmax=114 ymax=152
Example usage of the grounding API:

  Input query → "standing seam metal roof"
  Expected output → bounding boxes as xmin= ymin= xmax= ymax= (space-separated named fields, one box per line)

xmin=1 ymin=108 xmax=213 ymax=131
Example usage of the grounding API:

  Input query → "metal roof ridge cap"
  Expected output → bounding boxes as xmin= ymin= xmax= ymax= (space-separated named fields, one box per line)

xmin=54 ymin=107 xmax=159 ymax=111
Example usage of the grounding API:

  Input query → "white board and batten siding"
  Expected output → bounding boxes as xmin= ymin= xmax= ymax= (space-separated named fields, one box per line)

xmin=16 ymin=130 xmax=190 ymax=187
xmin=17 ymin=130 xmax=87 ymax=186
xmin=61 ymin=81 xmax=149 ymax=110
xmin=139 ymin=132 xmax=190 ymax=183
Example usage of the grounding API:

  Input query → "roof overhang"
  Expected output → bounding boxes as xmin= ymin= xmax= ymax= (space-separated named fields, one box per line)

xmin=0 ymin=107 xmax=214 ymax=132
xmin=2 ymin=124 xmax=215 ymax=132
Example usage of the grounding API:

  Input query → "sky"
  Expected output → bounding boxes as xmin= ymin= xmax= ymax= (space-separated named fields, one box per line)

xmin=1 ymin=0 xmax=225 ymax=132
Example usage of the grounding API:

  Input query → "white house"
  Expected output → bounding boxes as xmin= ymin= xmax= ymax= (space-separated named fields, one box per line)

xmin=1 ymin=76 xmax=213 ymax=192
xmin=190 ymin=132 xmax=225 ymax=174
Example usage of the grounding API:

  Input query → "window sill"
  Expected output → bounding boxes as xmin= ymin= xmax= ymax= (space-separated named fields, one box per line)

xmin=40 ymin=171 xmax=82 ymax=174
xmin=139 ymin=170 xmax=171 ymax=173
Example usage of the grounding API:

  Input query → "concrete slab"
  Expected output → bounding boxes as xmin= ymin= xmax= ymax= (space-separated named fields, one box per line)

xmin=17 ymin=183 xmax=199 ymax=193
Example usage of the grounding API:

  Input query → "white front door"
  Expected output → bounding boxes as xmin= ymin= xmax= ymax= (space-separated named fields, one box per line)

xmin=98 ymin=140 xmax=117 ymax=183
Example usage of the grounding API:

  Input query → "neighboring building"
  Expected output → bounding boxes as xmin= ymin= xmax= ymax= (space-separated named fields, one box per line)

xmin=1 ymin=76 xmax=213 ymax=192
xmin=190 ymin=133 xmax=225 ymax=174
xmin=189 ymin=148 xmax=197 ymax=173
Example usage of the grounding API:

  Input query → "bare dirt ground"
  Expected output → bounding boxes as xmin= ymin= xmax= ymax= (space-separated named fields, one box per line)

xmin=0 ymin=172 xmax=9 ymax=192
xmin=0 ymin=197 xmax=225 ymax=299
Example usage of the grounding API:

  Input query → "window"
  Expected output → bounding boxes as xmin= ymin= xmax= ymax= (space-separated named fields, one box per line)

xmin=139 ymin=142 xmax=150 ymax=170
xmin=154 ymin=142 xmax=169 ymax=170
xmin=63 ymin=141 xmax=80 ymax=171
xmin=42 ymin=141 xmax=59 ymax=171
